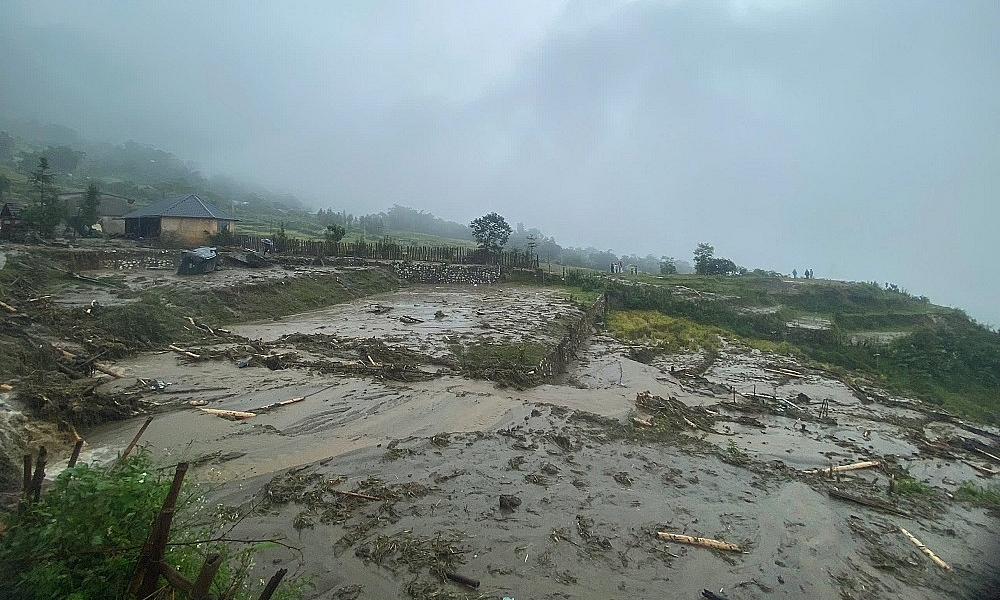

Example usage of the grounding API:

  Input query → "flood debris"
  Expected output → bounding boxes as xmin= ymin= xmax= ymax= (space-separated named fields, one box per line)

xmin=177 ymin=246 xmax=219 ymax=275
xmin=828 ymin=487 xmax=910 ymax=517
xmin=804 ymin=460 xmax=881 ymax=475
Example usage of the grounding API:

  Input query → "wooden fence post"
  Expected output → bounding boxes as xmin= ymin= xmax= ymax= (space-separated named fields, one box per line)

xmin=257 ymin=568 xmax=288 ymax=600
xmin=68 ymin=439 xmax=84 ymax=468
xmin=189 ymin=552 xmax=222 ymax=599
xmin=29 ymin=446 xmax=47 ymax=503
xmin=131 ymin=461 xmax=189 ymax=599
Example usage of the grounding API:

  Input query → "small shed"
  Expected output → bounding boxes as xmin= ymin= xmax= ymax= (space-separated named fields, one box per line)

xmin=123 ymin=194 xmax=237 ymax=245
xmin=0 ymin=202 xmax=22 ymax=240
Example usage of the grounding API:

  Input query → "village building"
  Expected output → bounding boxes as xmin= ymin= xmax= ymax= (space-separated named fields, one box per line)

xmin=0 ymin=202 xmax=22 ymax=240
xmin=122 ymin=194 xmax=237 ymax=245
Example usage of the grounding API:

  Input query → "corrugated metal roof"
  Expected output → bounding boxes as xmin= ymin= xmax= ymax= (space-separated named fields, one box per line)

xmin=122 ymin=195 xmax=238 ymax=221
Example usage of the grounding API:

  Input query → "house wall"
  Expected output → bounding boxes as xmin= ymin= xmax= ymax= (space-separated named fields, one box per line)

xmin=160 ymin=217 xmax=219 ymax=244
xmin=98 ymin=217 xmax=125 ymax=235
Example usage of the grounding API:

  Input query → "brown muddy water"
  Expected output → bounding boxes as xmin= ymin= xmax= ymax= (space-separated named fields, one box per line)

xmin=78 ymin=286 xmax=999 ymax=599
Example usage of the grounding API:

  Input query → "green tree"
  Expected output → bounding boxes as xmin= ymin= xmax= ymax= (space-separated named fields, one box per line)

xmin=325 ymin=223 xmax=346 ymax=242
xmin=23 ymin=157 xmax=65 ymax=237
xmin=70 ymin=183 xmax=101 ymax=236
xmin=660 ymin=256 xmax=677 ymax=275
xmin=693 ymin=243 xmax=714 ymax=274
xmin=470 ymin=212 xmax=512 ymax=254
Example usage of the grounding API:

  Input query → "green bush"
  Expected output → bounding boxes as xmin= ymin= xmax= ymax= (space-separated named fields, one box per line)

xmin=0 ymin=453 xmax=170 ymax=599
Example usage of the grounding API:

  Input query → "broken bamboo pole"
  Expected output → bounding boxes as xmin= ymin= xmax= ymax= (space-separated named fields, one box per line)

xmin=248 ymin=397 xmax=305 ymax=414
xmin=199 ymin=408 xmax=256 ymax=420
xmin=68 ymin=439 xmax=84 ymax=468
xmin=169 ymin=344 xmax=201 ymax=359
xmin=257 ymin=568 xmax=288 ymax=600
xmin=899 ymin=526 xmax=951 ymax=570
xmin=112 ymin=416 xmax=153 ymax=470
xmin=804 ymin=460 xmax=880 ymax=474
xmin=656 ymin=532 xmax=741 ymax=552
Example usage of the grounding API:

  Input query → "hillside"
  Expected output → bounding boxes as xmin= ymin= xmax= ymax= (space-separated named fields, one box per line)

xmin=596 ymin=272 xmax=1000 ymax=423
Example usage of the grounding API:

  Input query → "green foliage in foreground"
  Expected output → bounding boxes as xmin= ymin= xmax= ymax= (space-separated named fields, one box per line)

xmin=0 ymin=453 xmax=302 ymax=600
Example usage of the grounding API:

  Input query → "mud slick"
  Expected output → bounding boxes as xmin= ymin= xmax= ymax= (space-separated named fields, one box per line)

xmin=3 ymin=255 xmax=999 ymax=599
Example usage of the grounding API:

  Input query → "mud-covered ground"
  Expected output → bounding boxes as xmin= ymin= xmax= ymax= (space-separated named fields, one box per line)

xmin=63 ymin=285 xmax=1000 ymax=599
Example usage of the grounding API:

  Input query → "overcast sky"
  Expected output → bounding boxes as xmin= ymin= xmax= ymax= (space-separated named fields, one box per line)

xmin=1 ymin=1 xmax=998 ymax=324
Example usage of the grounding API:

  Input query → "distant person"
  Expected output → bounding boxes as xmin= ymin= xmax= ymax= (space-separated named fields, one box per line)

xmin=261 ymin=238 xmax=274 ymax=256
xmin=792 ymin=269 xmax=797 ymax=278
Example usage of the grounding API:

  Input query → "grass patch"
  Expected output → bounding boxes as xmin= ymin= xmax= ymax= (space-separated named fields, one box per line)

xmin=606 ymin=310 xmax=723 ymax=353
xmin=893 ymin=476 xmax=931 ymax=496
xmin=452 ymin=341 xmax=548 ymax=389
xmin=954 ymin=481 xmax=1000 ymax=510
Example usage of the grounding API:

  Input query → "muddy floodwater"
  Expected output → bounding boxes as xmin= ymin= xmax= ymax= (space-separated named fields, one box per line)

xmin=82 ymin=284 xmax=1000 ymax=599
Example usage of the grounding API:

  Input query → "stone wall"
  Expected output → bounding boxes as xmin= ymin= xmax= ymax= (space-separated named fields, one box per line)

xmin=537 ymin=293 xmax=606 ymax=379
xmin=67 ymin=249 xmax=177 ymax=271
xmin=391 ymin=261 xmax=500 ymax=285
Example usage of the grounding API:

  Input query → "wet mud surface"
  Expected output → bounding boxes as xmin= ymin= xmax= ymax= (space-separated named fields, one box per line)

xmin=78 ymin=287 xmax=1000 ymax=599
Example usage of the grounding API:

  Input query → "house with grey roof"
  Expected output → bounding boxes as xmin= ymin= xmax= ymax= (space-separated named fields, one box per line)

xmin=123 ymin=194 xmax=237 ymax=244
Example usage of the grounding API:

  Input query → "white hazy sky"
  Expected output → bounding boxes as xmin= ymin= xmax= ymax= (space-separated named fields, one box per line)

xmin=2 ymin=0 xmax=998 ymax=325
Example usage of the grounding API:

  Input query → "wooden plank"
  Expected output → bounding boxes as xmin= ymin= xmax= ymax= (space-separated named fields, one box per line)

xmin=804 ymin=460 xmax=880 ymax=474
xmin=199 ymin=408 xmax=256 ymax=420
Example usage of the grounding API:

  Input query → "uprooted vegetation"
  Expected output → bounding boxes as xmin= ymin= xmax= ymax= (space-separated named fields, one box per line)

xmin=602 ymin=276 xmax=1000 ymax=423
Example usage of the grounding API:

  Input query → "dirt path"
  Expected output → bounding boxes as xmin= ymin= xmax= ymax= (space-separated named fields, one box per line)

xmin=78 ymin=287 xmax=1000 ymax=599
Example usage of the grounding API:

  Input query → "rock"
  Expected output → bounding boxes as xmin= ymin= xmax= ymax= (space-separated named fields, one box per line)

xmin=499 ymin=494 xmax=521 ymax=513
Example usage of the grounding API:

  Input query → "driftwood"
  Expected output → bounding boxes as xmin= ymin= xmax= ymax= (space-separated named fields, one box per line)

xmin=249 ymin=397 xmax=305 ymax=414
xmin=169 ymin=344 xmax=201 ymax=359
xmin=51 ymin=344 xmax=123 ymax=378
xmin=199 ymin=408 xmax=256 ymax=420
xmin=899 ymin=526 xmax=951 ymax=570
xmin=828 ymin=488 xmax=910 ymax=517
xmin=186 ymin=316 xmax=216 ymax=335
xmin=632 ymin=417 xmax=653 ymax=427
xmin=0 ymin=383 xmax=12 ymax=391
xmin=399 ymin=315 xmax=424 ymax=324
xmin=0 ymin=300 xmax=16 ymax=312
xmin=805 ymin=460 xmax=880 ymax=475
xmin=657 ymin=532 xmax=741 ymax=552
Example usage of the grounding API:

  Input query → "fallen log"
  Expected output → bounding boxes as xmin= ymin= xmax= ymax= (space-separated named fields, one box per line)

xmin=805 ymin=460 xmax=880 ymax=475
xmin=199 ymin=408 xmax=256 ymax=420
xmin=248 ymin=397 xmax=305 ymax=414
xmin=899 ymin=526 xmax=951 ymax=570
xmin=656 ymin=532 xmax=741 ymax=552
xmin=169 ymin=344 xmax=201 ymax=359
xmin=0 ymin=300 xmax=16 ymax=313
xmin=828 ymin=487 xmax=910 ymax=517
